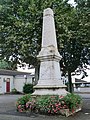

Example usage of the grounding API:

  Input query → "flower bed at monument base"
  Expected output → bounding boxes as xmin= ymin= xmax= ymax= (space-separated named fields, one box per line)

xmin=58 ymin=105 xmax=82 ymax=117
xmin=16 ymin=93 xmax=82 ymax=117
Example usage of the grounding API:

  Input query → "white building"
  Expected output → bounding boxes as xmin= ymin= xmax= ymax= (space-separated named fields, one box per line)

xmin=0 ymin=69 xmax=34 ymax=94
xmin=71 ymin=66 xmax=90 ymax=93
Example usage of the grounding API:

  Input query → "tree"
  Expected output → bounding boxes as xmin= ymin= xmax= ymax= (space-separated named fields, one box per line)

xmin=0 ymin=0 xmax=73 ymax=66
xmin=0 ymin=0 xmax=41 ymax=67
xmin=75 ymin=0 xmax=90 ymax=64
xmin=0 ymin=0 xmax=74 ymax=81
xmin=59 ymin=10 xmax=83 ymax=92
xmin=59 ymin=0 xmax=90 ymax=92
xmin=0 ymin=59 xmax=12 ymax=69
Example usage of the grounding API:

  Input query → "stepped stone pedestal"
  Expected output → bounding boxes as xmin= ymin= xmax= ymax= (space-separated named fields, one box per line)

xmin=32 ymin=8 xmax=67 ymax=95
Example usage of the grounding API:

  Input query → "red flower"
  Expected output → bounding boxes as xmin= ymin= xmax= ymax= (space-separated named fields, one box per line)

xmin=58 ymin=108 xmax=60 ymax=110
xmin=54 ymin=109 xmax=57 ymax=113
xmin=19 ymin=109 xmax=23 ymax=112
xmin=72 ymin=109 xmax=74 ymax=113
xmin=59 ymin=95 xmax=64 ymax=99
xmin=48 ymin=110 xmax=51 ymax=113
xmin=18 ymin=105 xmax=21 ymax=109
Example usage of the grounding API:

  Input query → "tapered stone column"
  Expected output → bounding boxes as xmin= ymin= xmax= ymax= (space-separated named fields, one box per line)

xmin=32 ymin=8 xmax=67 ymax=95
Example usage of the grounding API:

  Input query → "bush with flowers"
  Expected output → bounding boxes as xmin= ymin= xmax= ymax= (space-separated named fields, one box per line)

xmin=36 ymin=94 xmax=82 ymax=115
xmin=16 ymin=93 xmax=82 ymax=116
xmin=16 ymin=94 xmax=31 ymax=112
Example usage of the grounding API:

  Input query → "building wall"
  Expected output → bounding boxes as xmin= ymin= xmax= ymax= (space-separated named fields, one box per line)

xmin=14 ymin=75 xmax=33 ymax=92
xmin=0 ymin=74 xmax=34 ymax=94
xmin=0 ymin=75 xmax=14 ymax=94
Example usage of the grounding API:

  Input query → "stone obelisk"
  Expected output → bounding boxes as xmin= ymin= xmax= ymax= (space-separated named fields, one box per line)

xmin=33 ymin=8 xmax=67 ymax=95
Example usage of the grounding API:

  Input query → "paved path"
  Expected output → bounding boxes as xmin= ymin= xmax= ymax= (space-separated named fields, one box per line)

xmin=0 ymin=94 xmax=22 ymax=114
xmin=0 ymin=94 xmax=90 ymax=120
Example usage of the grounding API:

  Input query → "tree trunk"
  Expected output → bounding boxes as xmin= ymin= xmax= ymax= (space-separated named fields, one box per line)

xmin=68 ymin=71 xmax=73 ymax=93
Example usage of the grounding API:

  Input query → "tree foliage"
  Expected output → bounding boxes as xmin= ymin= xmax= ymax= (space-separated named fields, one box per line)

xmin=59 ymin=0 xmax=90 ymax=92
xmin=60 ymin=0 xmax=90 ymax=72
xmin=0 ymin=0 xmax=73 ymax=68
xmin=0 ymin=59 xmax=12 ymax=69
xmin=75 ymin=0 xmax=90 ymax=65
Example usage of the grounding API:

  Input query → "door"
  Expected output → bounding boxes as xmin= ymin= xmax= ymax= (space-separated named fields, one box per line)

xmin=6 ymin=81 xmax=10 ymax=92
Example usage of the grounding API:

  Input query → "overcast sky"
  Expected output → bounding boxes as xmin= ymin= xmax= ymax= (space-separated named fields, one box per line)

xmin=69 ymin=0 xmax=75 ymax=3
xmin=68 ymin=0 xmax=76 ymax=7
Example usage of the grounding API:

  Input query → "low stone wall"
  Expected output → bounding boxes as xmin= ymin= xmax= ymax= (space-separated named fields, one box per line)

xmin=74 ymin=87 xmax=90 ymax=93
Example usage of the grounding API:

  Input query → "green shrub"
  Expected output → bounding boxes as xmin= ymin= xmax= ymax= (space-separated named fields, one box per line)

xmin=11 ymin=88 xmax=17 ymax=93
xmin=23 ymin=83 xmax=33 ymax=94
xmin=11 ymin=88 xmax=21 ymax=94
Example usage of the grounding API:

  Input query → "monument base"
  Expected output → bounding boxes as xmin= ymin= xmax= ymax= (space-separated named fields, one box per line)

xmin=32 ymin=86 xmax=68 ymax=96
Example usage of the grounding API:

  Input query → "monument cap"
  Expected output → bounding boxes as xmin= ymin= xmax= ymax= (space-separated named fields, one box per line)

xmin=43 ymin=8 xmax=53 ymax=17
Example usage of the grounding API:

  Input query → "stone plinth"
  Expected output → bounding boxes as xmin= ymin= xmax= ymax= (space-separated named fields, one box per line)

xmin=32 ymin=8 xmax=67 ymax=96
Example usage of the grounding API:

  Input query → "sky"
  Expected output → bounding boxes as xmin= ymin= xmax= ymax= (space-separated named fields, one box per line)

xmin=68 ymin=0 xmax=76 ymax=7
xmin=68 ymin=0 xmax=75 ymax=3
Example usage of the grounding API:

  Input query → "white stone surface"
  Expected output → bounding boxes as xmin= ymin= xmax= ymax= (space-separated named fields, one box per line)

xmin=42 ymin=8 xmax=57 ymax=48
xmin=33 ymin=8 xmax=67 ymax=96
xmin=33 ymin=88 xmax=68 ymax=95
xmin=38 ymin=61 xmax=63 ymax=86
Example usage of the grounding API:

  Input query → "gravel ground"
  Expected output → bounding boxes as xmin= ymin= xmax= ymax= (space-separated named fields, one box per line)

xmin=0 ymin=94 xmax=90 ymax=120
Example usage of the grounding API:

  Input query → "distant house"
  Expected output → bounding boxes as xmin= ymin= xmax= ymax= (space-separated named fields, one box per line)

xmin=72 ymin=75 xmax=90 ymax=93
xmin=0 ymin=69 xmax=35 ymax=94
